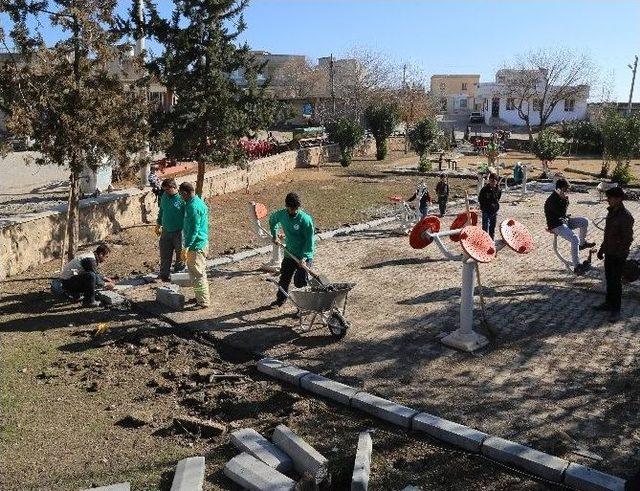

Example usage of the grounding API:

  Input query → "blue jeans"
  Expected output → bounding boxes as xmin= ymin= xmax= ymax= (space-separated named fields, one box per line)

xmin=482 ymin=212 xmax=497 ymax=239
xmin=551 ymin=217 xmax=588 ymax=267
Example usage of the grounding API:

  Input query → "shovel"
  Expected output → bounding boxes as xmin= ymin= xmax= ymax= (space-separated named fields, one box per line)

xmin=256 ymin=223 xmax=330 ymax=286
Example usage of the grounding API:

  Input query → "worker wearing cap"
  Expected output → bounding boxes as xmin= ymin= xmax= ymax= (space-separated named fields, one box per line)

xmin=268 ymin=192 xmax=315 ymax=307
xmin=594 ymin=186 xmax=634 ymax=321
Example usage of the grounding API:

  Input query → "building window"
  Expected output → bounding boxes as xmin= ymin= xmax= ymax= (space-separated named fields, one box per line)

xmin=506 ymin=98 xmax=515 ymax=110
xmin=532 ymin=99 xmax=541 ymax=111
xmin=564 ymin=99 xmax=575 ymax=112
xmin=459 ymin=98 xmax=468 ymax=109
xmin=461 ymin=82 xmax=467 ymax=91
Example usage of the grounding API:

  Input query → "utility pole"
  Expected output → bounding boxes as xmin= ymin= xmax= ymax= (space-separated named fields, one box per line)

xmin=628 ymin=55 xmax=638 ymax=116
xmin=403 ymin=63 xmax=408 ymax=154
xmin=329 ymin=53 xmax=336 ymax=116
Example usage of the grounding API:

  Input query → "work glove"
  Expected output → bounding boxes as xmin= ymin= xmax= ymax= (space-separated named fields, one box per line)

xmin=155 ymin=225 xmax=162 ymax=236
xmin=597 ymin=249 xmax=604 ymax=260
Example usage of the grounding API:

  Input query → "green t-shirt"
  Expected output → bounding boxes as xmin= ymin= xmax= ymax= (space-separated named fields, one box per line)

xmin=156 ymin=192 xmax=185 ymax=232
xmin=183 ymin=195 xmax=209 ymax=250
xmin=269 ymin=209 xmax=315 ymax=260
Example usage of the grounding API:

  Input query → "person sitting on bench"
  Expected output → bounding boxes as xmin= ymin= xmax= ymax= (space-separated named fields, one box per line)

xmin=407 ymin=181 xmax=432 ymax=219
xmin=59 ymin=244 xmax=114 ymax=307
xmin=544 ymin=178 xmax=595 ymax=275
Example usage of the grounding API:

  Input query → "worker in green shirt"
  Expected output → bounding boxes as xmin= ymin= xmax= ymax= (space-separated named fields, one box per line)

xmin=268 ymin=192 xmax=315 ymax=307
xmin=155 ymin=178 xmax=185 ymax=281
xmin=178 ymin=181 xmax=211 ymax=308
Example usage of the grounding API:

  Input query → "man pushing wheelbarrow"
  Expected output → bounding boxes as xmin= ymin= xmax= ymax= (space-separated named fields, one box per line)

xmin=265 ymin=192 xmax=353 ymax=338
xmin=268 ymin=192 xmax=316 ymax=308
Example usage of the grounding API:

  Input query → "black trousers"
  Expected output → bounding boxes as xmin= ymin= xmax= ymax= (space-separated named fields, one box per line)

xmin=438 ymin=196 xmax=448 ymax=217
xmin=605 ymin=255 xmax=625 ymax=312
xmin=277 ymin=256 xmax=310 ymax=302
xmin=61 ymin=272 xmax=98 ymax=302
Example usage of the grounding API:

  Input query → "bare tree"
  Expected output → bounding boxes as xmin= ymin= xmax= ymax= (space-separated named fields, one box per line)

xmin=397 ymin=63 xmax=438 ymax=152
xmin=501 ymin=49 xmax=595 ymax=141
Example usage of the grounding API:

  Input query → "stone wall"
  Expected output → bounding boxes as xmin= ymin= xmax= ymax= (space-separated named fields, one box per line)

xmin=0 ymin=144 xmax=342 ymax=279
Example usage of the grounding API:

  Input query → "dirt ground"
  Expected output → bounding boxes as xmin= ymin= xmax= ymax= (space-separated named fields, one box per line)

xmin=2 ymin=150 xmax=640 ymax=489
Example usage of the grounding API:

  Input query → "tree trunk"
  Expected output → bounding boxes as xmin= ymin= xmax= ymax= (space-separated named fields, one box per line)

xmin=195 ymin=161 xmax=205 ymax=197
xmin=66 ymin=172 xmax=81 ymax=260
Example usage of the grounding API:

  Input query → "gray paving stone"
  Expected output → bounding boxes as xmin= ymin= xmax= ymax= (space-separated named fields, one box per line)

xmin=156 ymin=285 xmax=185 ymax=310
xmin=207 ymin=256 xmax=233 ymax=267
xmin=564 ymin=462 xmax=626 ymax=491
xmin=230 ymin=428 xmax=292 ymax=472
xmin=300 ymin=373 xmax=359 ymax=406
xmin=82 ymin=483 xmax=130 ymax=491
xmin=143 ymin=273 xmax=158 ymax=283
xmin=224 ymin=452 xmax=295 ymax=491
xmin=351 ymin=431 xmax=372 ymax=491
xmin=481 ymin=436 xmax=569 ymax=482
xmin=412 ymin=412 xmax=488 ymax=452
xmin=97 ymin=290 xmax=126 ymax=306
xmin=272 ymin=424 xmax=328 ymax=483
xmin=230 ymin=249 xmax=260 ymax=262
xmin=170 ymin=456 xmax=205 ymax=491
xmin=170 ymin=272 xmax=192 ymax=286
xmin=351 ymin=392 xmax=419 ymax=429
xmin=256 ymin=358 xmax=310 ymax=387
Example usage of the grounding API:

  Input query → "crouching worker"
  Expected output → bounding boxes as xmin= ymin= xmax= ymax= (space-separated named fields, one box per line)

xmin=268 ymin=192 xmax=315 ymax=308
xmin=544 ymin=178 xmax=596 ymax=275
xmin=59 ymin=244 xmax=114 ymax=307
xmin=594 ymin=187 xmax=635 ymax=321
xmin=156 ymin=178 xmax=185 ymax=281
xmin=179 ymin=182 xmax=210 ymax=308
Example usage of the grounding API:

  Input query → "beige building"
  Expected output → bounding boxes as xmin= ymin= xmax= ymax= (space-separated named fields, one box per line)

xmin=430 ymin=74 xmax=481 ymax=114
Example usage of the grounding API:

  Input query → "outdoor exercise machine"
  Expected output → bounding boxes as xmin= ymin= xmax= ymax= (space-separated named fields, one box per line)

xmin=248 ymin=201 xmax=282 ymax=273
xmin=409 ymin=208 xmax=534 ymax=352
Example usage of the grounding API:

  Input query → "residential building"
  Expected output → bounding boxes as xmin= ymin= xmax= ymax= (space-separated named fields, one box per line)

xmin=477 ymin=69 xmax=589 ymax=127
xmin=430 ymin=74 xmax=481 ymax=114
xmin=588 ymin=101 xmax=640 ymax=119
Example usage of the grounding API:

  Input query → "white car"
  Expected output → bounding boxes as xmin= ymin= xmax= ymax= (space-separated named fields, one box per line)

xmin=469 ymin=112 xmax=484 ymax=123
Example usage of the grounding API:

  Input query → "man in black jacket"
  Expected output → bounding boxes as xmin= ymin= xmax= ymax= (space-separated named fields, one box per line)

xmin=435 ymin=174 xmax=449 ymax=217
xmin=594 ymin=187 xmax=635 ymax=321
xmin=544 ymin=178 xmax=595 ymax=275
xmin=59 ymin=244 xmax=115 ymax=307
xmin=478 ymin=172 xmax=501 ymax=239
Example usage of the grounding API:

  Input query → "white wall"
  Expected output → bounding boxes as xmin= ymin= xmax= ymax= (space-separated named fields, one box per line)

xmin=497 ymin=98 xmax=587 ymax=126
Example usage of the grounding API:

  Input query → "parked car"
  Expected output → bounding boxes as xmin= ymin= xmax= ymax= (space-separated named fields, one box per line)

xmin=469 ymin=112 xmax=484 ymax=123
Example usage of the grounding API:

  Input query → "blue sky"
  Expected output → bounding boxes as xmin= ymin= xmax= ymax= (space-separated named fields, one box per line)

xmin=3 ymin=1 xmax=639 ymax=101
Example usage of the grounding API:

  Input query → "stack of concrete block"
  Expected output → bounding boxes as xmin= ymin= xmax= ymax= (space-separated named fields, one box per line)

xmin=223 ymin=426 xmax=329 ymax=490
xmin=156 ymin=284 xmax=185 ymax=310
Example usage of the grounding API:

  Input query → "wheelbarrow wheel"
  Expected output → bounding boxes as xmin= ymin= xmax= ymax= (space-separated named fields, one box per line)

xmin=327 ymin=311 xmax=349 ymax=339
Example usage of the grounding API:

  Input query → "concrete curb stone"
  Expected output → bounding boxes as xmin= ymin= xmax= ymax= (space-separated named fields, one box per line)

xmin=412 ymin=412 xmax=488 ymax=453
xmin=170 ymin=456 xmax=205 ymax=491
xmin=564 ymin=462 xmax=626 ymax=491
xmin=97 ymin=290 xmax=126 ymax=306
xmin=481 ymin=436 xmax=569 ymax=483
xmin=299 ymin=373 xmax=360 ymax=406
xmin=272 ymin=424 xmax=328 ymax=483
xmin=256 ymin=358 xmax=310 ymax=387
xmin=230 ymin=428 xmax=292 ymax=472
xmin=351 ymin=391 xmax=419 ymax=429
xmin=351 ymin=431 xmax=372 ymax=491
xmin=156 ymin=284 xmax=185 ymax=310
xmin=223 ymin=452 xmax=295 ymax=491
xmin=82 ymin=484 xmax=130 ymax=491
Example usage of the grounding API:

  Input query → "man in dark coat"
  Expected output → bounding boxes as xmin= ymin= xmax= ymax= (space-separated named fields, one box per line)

xmin=478 ymin=172 xmax=501 ymax=239
xmin=594 ymin=186 xmax=635 ymax=321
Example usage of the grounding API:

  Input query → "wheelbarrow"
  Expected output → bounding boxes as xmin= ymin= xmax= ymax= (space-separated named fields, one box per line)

xmin=267 ymin=278 xmax=354 ymax=338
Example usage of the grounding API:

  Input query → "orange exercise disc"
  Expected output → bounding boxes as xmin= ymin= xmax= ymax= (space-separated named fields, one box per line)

xmin=409 ymin=216 xmax=441 ymax=249
xmin=459 ymin=225 xmax=496 ymax=263
xmin=500 ymin=219 xmax=535 ymax=254
xmin=253 ymin=202 xmax=268 ymax=220
xmin=450 ymin=210 xmax=479 ymax=242
xmin=388 ymin=195 xmax=404 ymax=202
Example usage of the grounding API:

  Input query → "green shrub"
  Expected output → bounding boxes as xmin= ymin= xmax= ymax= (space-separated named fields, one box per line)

xmin=611 ymin=162 xmax=634 ymax=185
xmin=408 ymin=117 xmax=439 ymax=159
xmin=326 ymin=118 xmax=364 ymax=167
xmin=418 ymin=154 xmax=432 ymax=173
xmin=364 ymin=102 xmax=399 ymax=161
xmin=532 ymin=129 xmax=565 ymax=163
